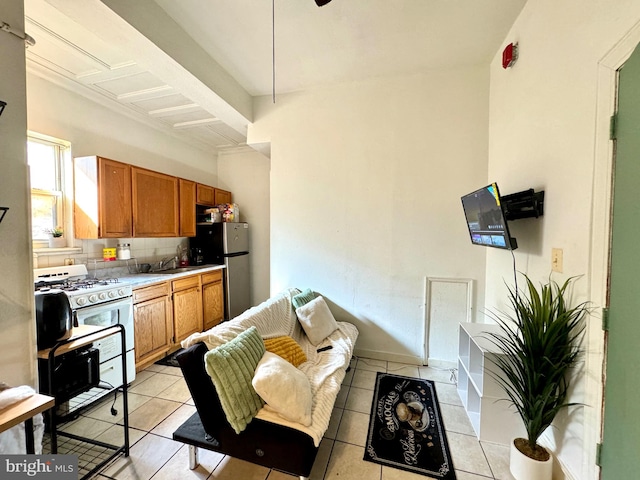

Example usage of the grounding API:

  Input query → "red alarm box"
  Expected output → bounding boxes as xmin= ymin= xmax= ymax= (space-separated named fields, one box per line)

xmin=502 ymin=43 xmax=518 ymax=69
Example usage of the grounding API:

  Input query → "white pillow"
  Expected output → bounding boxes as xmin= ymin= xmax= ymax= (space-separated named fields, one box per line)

xmin=296 ymin=295 xmax=339 ymax=346
xmin=252 ymin=352 xmax=313 ymax=426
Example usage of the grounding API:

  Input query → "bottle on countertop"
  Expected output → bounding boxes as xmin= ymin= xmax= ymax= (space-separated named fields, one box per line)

xmin=177 ymin=245 xmax=189 ymax=267
xmin=116 ymin=243 xmax=131 ymax=260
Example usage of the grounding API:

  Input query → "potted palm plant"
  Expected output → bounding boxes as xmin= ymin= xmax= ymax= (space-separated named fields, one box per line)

xmin=484 ymin=274 xmax=588 ymax=480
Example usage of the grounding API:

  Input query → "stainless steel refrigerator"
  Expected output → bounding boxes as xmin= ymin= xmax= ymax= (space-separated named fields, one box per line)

xmin=191 ymin=222 xmax=251 ymax=320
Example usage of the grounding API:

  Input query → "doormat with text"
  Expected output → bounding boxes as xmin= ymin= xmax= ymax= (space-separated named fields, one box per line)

xmin=364 ymin=372 xmax=456 ymax=479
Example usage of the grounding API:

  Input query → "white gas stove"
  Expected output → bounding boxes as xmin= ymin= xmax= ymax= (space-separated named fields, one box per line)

xmin=34 ymin=264 xmax=136 ymax=387
xmin=34 ymin=264 xmax=132 ymax=309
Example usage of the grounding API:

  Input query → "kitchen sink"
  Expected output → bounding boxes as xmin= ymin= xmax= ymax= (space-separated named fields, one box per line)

xmin=152 ymin=266 xmax=211 ymax=275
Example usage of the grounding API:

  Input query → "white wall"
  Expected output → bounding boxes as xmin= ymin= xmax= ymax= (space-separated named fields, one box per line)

xmin=217 ymin=149 xmax=271 ymax=305
xmin=486 ymin=1 xmax=640 ymax=478
xmin=27 ymin=73 xmax=219 ymax=267
xmin=249 ymin=67 xmax=490 ymax=364
xmin=0 ymin=1 xmax=38 ymax=388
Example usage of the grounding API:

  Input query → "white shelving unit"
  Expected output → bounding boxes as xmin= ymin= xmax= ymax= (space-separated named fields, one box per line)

xmin=457 ymin=322 xmax=525 ymax=445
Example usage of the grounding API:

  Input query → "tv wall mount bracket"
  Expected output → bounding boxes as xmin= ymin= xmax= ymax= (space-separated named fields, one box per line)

xmin=502 ymin=189 xmax=544 ymax=221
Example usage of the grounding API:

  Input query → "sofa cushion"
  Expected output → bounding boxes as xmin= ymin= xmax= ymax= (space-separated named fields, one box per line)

xmin=182 ymin=288 xmax=300 ymax=351
xmin=252 ymin=352 xmax=313 ymax=426
xmin=292 ymin=288 xmax=316 ymax=310
xmin=203 ymin=326 xmax=266 ymax=434
xmin=264 ymin=336 xmax=307 ymax=367
xmin=295 ymin=296 xmax=339 ymax=346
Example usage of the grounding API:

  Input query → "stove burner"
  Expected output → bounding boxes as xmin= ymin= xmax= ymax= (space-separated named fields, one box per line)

xmin=35 ymin=276 xmax=120 ymax=292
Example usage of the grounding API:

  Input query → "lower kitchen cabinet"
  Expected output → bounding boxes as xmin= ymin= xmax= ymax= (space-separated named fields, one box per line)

xmin=202 ymin=270 xmax=224 ymax=331
xmin=131 ymin=269 xmax=225 ymax=357
xmin=172 ymin=275 xmax=203 ymax=344
xmin=133 ymin=282 xmax=172 ymax=371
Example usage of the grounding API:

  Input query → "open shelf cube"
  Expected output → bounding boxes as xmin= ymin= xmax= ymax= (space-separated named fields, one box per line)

xmin=456 ymin=322 xmax=526 ymax=445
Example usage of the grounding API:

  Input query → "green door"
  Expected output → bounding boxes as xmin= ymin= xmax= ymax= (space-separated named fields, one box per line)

xmin=600 ymin=42 xmax=640 ymax=478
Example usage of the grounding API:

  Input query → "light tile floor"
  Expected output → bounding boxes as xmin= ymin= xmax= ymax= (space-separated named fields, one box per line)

xmin=44 ymin=357 xmax=515 ymax=480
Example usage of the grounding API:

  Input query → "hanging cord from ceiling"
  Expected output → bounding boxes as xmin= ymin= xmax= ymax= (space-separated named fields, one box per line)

xmin=272 ymin=0 xmax=276 ymax=103
xmin=0 ymin=21 xmax=36 ymax=47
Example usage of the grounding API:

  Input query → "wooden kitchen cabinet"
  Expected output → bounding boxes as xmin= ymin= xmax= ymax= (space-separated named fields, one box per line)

xmin=132 ymin=167 xmax=179 ymax=237
xmin=201 ymin=270 xmax=224 ymax=330
xmin=214 ymin=188 xmax=232 ymax=205
xmin=171 ymin=275 xmax=203 ymax=344
xmin=196 ymin=184 xmax=215 ymax=206
xmin=133 ymin=282 xmax=172 ymax=371
xmin=74 ymin=156 xmax=132 ymax=239
xmin=179 ymin=179 xmax=196 ymax=237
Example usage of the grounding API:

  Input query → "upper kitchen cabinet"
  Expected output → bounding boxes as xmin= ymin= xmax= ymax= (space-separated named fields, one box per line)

xmin=214 ymin=188 xmax=232 ymax=205
xmin=132 ymin=167 xmax=179 ymax=237
xmin=74 ymin=156 xmax=132 ymax=239
xmin=196 ymin=183 xmax=215 ymax=206
xmin=179 ymin=179 xmax=196 ymax=237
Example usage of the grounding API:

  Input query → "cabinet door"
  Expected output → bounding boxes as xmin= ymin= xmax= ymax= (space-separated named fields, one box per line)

xmin=173 ymin=286 xmax=203 ymax=343
xmin=214 ymin=188 xmax=232 ymax=205
xmin=99 ymin=158 xmax=132 ymax=237
xmin=74 ymin=156 xmax=132 ymax=239
xmin=196 ymin=184 xmax=215 ymax=206
xmin=179 ymin=179 xmax=196 ymax=237
xmin=132 ymin=167 xmax=179 ymax=237
xmin=134 ymin=296 xmax=171 ymax=364
xmin=202 ymin=273 xmax=224 ymax=331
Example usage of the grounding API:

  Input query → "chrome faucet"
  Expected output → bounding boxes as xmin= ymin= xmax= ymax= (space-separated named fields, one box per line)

xmin=158 ymin=256 xmax=177 ymax=270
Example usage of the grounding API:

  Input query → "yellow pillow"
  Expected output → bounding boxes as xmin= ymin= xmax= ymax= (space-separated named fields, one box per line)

xmin=263 ymin=336 xmax=307 ymax=367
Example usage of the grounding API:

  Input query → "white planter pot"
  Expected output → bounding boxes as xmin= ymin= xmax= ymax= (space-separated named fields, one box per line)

xmin=48 ymin=236 xmax=65 ymax=248
xmin=510 ymin=438 xmax=553 ymax=480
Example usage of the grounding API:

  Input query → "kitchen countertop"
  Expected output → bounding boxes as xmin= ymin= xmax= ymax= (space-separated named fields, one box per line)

xmin=117 ymin=264 xmax=225 ymax=288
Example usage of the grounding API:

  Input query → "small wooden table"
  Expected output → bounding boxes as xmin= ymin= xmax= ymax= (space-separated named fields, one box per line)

xmin=0 ymin=393 xmax=55 ymax=453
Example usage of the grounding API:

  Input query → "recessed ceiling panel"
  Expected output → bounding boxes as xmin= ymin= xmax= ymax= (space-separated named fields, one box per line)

xmin=188 ymin=126 xmax=238 ymax=147
xmin=95 ymin=72 xmax=167 ymax=98
xmin=208 ymin=122 xmax=247 ymax=144
xmin=25 ymin=23 xmax=103 ymax=78
xmin=160 ymin=109 xmax=217 ymax=126
xmin=26 ymin=0 xmax=135 ymax=69
xmin=132 ymin=93 xmax=195 ymax=113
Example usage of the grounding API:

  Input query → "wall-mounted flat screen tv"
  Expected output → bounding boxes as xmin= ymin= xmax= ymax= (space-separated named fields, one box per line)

xmin=461 ymin=183 xmax=517 ymax=250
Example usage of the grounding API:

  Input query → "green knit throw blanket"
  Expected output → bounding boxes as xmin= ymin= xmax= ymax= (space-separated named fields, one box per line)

xmin=204 ymin=326 xmax=266 ymax=433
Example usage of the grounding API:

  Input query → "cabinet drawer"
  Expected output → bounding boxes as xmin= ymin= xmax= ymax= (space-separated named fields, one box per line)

xmin=133 ymin=282 xmax=169 ymax=304
xmin=201 ymin=270 xmax=222 ymax=284
xmin=172 ymin=275 xmax=200 ymax=291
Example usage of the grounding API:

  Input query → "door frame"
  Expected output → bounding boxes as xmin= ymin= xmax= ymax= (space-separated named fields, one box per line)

xmin=590 ymin=20 xmax=640 ymax=479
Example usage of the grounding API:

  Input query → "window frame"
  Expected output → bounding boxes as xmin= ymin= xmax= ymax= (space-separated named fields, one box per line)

xmin=27 ymin=132 xmax=72 ymax=249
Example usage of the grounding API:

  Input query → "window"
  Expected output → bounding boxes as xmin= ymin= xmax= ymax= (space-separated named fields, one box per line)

xmin=27 ymin=133 xmax=71 ymax=246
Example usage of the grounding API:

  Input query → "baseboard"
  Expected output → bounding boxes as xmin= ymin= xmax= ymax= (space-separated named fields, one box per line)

xmin=539 ymin=432 xmax=575 ymax=480
xmin=353 ymin=348 xmax=424 ymax=366
xmin=427 ymin=358 xmax=457 ymax=369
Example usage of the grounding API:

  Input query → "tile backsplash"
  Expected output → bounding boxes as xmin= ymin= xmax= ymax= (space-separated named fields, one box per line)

xmin=34 ymin=237 xmax=191 ymax=273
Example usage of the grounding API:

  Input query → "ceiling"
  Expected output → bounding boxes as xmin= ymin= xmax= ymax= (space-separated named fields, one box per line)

xmin=154 ymin=0 xmax=527 ymax=97
xmin=22 ymin=0 xmax=526 ymax=152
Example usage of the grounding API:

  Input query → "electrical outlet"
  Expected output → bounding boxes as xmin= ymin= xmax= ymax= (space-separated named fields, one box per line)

xmin=64 ymin=258 xmax=75 ymax=266
xmin=551 ymin=248 xmax=563 ymax=273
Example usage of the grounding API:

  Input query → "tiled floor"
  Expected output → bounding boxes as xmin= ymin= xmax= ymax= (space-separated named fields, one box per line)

xmin=45 ymin=357 xmax=515 ymax=480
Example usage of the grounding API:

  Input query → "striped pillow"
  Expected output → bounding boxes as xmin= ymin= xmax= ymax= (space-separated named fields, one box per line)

xmin=263 ymin=336 xmax=307 ymax=367
xmin=292 ymin=288 xmax=316 ymax=310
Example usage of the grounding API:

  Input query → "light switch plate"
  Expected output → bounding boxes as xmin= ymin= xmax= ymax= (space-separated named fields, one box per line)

xmin=552 ymin=248 xmax=563 ymax=273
